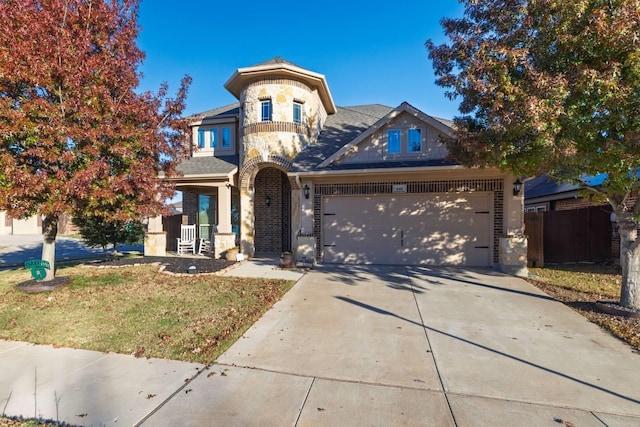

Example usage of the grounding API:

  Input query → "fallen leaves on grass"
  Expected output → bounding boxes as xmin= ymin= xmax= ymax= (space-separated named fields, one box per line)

xmin=0 ymin=264 xmax=295 ymax=363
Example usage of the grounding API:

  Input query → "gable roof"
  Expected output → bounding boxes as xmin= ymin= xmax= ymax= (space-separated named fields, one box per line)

xmin=317 ymin=102 xmax=455 ymax=169
xmin=290 ymin=104 xmax=393 ymax=172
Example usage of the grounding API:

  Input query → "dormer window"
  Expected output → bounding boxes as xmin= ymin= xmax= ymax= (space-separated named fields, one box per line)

xmin=408 ymin=128 xmax=422 ymax=152
xmin=261 ymin=99 xmax=272 ymax=122
xmin=293 ymin=101 xmax=302 ymax=124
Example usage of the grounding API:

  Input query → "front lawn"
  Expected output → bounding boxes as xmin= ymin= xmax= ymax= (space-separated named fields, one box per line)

xmin=527 ymin=264 xmax=640 ymax=351
xmin=0 ymin=263 xmax=294 ymax=364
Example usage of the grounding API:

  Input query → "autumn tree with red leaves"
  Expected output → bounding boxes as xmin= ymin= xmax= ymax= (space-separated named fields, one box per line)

xmin=0 ymin=0 xmax=191 ymax=281
xmin=427 ymin=0 xmax=640 ymax=309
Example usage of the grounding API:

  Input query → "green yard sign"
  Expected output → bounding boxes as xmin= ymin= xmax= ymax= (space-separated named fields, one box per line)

xmin=24 ymin=260 xmax=51 ymax=281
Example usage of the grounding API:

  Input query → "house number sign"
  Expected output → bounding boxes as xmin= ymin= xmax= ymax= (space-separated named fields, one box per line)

xmin=24 ymin=259 xmax=50 ymax=281
xmin=392 ymin=184 xmax=407 ymax=193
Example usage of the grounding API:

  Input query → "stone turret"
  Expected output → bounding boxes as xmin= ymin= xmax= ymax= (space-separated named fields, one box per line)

xmin=224 ymin=57 xmax=336 ymax=167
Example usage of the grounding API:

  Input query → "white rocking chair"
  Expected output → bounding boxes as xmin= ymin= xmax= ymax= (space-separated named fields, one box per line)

xmin=198 ymin=224 xmax=217 ymax=255
xmin=176 ymin=224 xmax=197 ymax=255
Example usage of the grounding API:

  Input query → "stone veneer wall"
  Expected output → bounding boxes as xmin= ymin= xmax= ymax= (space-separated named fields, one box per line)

xmin=239 ymin=78 xmax=323 ymax=163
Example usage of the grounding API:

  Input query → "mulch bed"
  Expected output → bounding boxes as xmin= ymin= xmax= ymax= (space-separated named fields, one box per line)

xmin=86 ymin=255 xmax=237 ymax=274
xmin=16 ymin=276 xmax=71 ymax=293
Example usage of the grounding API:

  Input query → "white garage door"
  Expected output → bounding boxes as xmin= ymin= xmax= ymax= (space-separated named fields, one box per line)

xmin=323 ymin=193 xmax=491 ymax=266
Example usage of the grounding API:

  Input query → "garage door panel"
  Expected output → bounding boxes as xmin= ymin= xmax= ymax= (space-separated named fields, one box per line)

xmin=323 ymin=193 xmax=491 ymax=266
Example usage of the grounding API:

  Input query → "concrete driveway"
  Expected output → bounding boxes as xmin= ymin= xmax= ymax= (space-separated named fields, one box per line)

xmin=144 ymin=265 xmax=640 ymax=426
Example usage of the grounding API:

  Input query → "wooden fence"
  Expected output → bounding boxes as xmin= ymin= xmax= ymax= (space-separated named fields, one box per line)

xmin=524 ymin=206 xmax=613 ymax=267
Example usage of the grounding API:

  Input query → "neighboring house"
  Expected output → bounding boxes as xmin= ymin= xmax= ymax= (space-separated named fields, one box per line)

xmin=0 ymin=211 xmax=42 ymax=235
xmin=146 ymin=57 xmax=526 ymax=274
xmin=524 ymin=174 xmax=610 ymax=213
xmin=0 ymin=212 xmax=76 ymax=236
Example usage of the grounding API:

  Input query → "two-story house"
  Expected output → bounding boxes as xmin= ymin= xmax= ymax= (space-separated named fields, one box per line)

xmin=145 ymin=57 xmax=527 ymax=275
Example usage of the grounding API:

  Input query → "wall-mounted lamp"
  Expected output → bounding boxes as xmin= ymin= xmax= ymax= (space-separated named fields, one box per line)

xmin=513 ymin=178 xmax=523 ymax=196
xmin=225 ymin=183 xmax=232 ymax=189
xmin=265 ymin=195 xmax=271 ymax=207
xmin=303 ymin=184 xmax=310 ymax=200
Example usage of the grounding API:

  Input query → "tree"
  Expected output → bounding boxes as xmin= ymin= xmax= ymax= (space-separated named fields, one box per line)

xmin=74 ymin=215 xmax=145 ymax=256
xmin=0 ymin=0 xmax=191 ymax=281
xmin=426 ymin=0 xmax=640 ymax=309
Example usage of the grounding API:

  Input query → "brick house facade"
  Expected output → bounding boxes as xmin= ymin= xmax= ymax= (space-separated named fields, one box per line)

xmin=146 ymin=58 xmax=527 ymax=275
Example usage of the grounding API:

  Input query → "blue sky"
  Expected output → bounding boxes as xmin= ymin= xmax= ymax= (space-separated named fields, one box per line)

xmin=136 ymin=0 xmax=465 ymax=120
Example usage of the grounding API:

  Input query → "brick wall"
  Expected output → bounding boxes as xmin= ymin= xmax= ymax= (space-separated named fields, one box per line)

xmin=182 ymin=191 xmax=198 ymax=225
xmin=254 ymin=168 xmax=290 ymax=253
xmin=554 ymin=197 xmax=596 ymax=210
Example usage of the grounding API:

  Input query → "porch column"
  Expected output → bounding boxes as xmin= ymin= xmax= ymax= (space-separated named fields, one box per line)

xmin=144 ymin=214 xmax=166 ymax=256
xmin=240 ymin=188 xmax=255 ymax=257
xmin=218 ymin=185 xmax=232 ymax=233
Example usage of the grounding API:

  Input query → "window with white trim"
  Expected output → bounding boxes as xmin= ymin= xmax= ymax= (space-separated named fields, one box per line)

xmin=261 ymin=100 xmax=272 ymax=122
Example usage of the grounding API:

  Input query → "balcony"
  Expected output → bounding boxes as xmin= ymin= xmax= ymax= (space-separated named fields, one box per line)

xmin=243 ymin=121 xmax=310 ymax=137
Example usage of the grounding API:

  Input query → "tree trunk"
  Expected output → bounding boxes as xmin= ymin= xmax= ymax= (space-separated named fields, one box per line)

xmin=617 ymin=213 xmax=640 ymax=310
xmin=41 ymin=214 xmax=58 ymax=282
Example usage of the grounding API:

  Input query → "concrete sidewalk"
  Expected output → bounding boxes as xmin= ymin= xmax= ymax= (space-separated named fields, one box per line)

xmin=2 ymin=266 xmax=640 ymax=426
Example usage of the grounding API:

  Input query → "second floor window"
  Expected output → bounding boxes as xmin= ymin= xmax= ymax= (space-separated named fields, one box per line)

xmin=209 ymin=128 xmax=218 ymax=148
xmin=293 ymin=102 xmax=302 ymax=124
xmin=222 ymin=127 xmax=231 ymax=147
xmin=408 ymin=128 xmax=422 ymax=152
xmin=387 ymin=129 xmax=401 ymax=153
xmin=261 ymin=100 xmax=272 ymax=122
xmin=198 ymin=129 xmax=205 ymax=148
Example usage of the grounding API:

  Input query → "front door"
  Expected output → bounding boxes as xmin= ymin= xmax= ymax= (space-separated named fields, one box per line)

xmin=254 ymin=167 xmax=291 ymax=254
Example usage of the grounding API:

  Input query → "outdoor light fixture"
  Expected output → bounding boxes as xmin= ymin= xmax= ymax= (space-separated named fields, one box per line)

xmin=513 ymin=178 xmax=523 ymax=196
xmin=303 ymin=184 xmax=310 ymax=199
xmin=265 ymin=195 xmax=271 ymax=207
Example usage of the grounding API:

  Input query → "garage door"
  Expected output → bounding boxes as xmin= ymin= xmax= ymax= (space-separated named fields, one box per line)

xmin=323 ymin=193 xmax=491 ymax=266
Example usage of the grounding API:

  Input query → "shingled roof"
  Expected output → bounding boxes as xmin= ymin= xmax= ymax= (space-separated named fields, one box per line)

xmin=290 ymin=104 xmax=394 ymax=172
xmin=176 ymin=155 xmax=239 ymax=177
xmin=186 ymin=103 xmax=240 ymax=121
xmin=178 ymin=102 xmax=456 ymax=176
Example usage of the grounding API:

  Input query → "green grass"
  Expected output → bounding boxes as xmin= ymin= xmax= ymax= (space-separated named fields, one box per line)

xmin=0 ymin=264 xmax=294 ymax=364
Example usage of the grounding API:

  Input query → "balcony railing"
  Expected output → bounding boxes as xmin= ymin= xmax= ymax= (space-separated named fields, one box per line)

xmin=243 ymin=121 xmax=310 ymax=137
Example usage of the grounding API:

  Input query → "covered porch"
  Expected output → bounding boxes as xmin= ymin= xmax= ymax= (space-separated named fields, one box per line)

xmin=145 ymin=156 xmax=240 ymax=258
